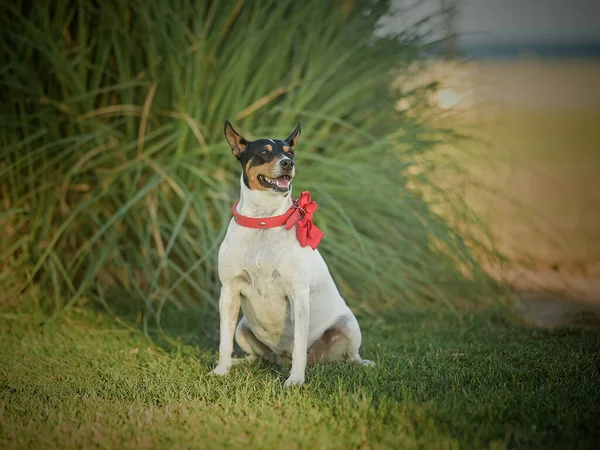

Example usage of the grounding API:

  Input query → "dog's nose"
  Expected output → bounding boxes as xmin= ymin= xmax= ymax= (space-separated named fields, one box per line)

xmin=279 ymin=159 xmax=294 ymax=170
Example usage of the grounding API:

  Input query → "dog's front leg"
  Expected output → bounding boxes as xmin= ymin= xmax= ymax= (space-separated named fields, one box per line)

xmin=212 ymin=284 xmax=240 ymax=376
xmin=284 ymin=287 xmax=310 ymax=387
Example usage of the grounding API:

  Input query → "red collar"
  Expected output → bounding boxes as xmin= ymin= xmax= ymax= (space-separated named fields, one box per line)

xmin=232 ymin=191 xmax=324 ymax=250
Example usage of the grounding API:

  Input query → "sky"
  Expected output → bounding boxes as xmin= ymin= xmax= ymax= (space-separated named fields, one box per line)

xmin=455 ymin=0 xmax=600 ymax=44
xmin=388 ymin=0 xmax=600 ymax=44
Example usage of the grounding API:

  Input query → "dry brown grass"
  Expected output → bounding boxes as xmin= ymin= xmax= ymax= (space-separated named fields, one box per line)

xmin=424 ymin=58 xmax=600 ymax=303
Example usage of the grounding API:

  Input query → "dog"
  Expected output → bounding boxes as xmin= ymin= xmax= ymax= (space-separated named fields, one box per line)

xmin=212 ymin=120 xmax=374 ymax=387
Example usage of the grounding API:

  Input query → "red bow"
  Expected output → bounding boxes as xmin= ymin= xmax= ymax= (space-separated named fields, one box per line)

xmin=231 ymin=191 xmax=324 ymax=250
xmin=284 ymin=192 xmax=324 ymax=250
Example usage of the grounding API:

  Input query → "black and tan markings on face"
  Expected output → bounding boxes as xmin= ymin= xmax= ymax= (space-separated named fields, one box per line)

xmin=224 ymin=120 xmax=300 ymax=192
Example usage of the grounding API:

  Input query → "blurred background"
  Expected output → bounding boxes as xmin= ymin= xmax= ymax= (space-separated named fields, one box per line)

xmin=394 ymin=0 xmax=600 ymax=318
xmin=1 ymin=0 xmax=598 ymax=325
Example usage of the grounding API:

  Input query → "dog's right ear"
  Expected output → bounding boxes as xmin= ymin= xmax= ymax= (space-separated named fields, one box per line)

xmin=224 ymin=120 xmax=248 ymax=159
xmin=285 ymin=121 xmax=301 ymax=150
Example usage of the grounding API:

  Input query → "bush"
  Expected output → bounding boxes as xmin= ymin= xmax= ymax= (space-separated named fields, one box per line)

xmin=0 ymin=0 xmax=498 ymax=320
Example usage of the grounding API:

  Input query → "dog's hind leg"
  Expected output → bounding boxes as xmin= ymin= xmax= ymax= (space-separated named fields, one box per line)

xmin=234 ymin=317 xmax=275 ymax=362
xmin=307 ymin=314 xmax=375 ymax=367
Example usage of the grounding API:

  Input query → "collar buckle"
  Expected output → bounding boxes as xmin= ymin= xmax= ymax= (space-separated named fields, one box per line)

xmin=292 ymin=200 xmax=306 ymax=217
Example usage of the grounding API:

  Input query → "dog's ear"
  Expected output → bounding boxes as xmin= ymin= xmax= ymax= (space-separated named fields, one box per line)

xmin=224 ymin=120 xmax=248 ymax=159
xmin=284 ymin=121 xmax=301 ymax=150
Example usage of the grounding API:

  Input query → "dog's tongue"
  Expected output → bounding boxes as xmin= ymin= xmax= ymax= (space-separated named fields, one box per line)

xmin=275 ymin=176 xmax=290 ymax=188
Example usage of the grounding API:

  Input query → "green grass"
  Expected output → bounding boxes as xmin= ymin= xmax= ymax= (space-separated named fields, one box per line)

xmin=1 ymin=299 xmax=599 ymax=449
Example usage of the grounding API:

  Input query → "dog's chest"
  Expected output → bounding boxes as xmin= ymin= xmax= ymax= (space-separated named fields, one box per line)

xmin=239 ymin=248 xmax=289 ymax=298
xmin=234 ymin=236 xmax=297 ymax=343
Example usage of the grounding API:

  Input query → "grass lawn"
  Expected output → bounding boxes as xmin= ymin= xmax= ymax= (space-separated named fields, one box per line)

xmin=1 ymin=301 xmax=598 ymax=449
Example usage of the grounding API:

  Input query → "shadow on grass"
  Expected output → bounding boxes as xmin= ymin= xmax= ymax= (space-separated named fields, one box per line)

xmin=89 ymin=288 xmax=222 ymax=352
xmin=85 ymin=289 xmax=600 ymax=448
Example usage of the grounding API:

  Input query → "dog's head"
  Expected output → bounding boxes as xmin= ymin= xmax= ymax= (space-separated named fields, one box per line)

xmin=224 ymin=120 xmax=300 ymax=195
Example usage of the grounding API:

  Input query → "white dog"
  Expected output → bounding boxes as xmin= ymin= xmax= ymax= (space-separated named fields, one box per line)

xmin=212 ymin=121 xmax=374 ymax=387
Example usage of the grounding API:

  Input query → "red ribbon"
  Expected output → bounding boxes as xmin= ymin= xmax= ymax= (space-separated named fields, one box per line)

xmin=284 ymin=191 xmax=324 ymax=250
xmin=232 ymin=191 xmax=324 ymax=250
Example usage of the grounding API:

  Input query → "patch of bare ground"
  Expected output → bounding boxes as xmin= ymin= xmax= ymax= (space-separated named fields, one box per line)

xmin=516 ymin=289 xmax=600 ymax=328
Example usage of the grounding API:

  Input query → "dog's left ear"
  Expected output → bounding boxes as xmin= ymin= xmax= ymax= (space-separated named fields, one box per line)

xmin=224 ymin=120 xmax=248 ymax=159
xmin=284 ymin=121 xmax=301 ymax=150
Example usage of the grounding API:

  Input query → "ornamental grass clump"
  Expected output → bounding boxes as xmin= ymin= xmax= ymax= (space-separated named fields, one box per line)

xmin=0 ymin=0 xmax=498 ymax=320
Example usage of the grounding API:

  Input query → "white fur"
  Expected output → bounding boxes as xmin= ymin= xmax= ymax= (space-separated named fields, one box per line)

xmin=212 ymin=172 xmax=374 ymax=387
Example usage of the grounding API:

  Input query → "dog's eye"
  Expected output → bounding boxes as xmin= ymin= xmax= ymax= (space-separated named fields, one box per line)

xmin=288 ymin=151 xmax=294 ymax=158
xmin=259 ymin=150 xmax=268 ymax=156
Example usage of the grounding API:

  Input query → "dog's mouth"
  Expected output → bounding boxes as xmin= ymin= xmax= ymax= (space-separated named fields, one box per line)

xmin=258 ymin=174 xmax=292 ymax=192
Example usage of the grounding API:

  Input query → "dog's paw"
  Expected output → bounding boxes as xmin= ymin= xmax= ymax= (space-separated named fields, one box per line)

xmin=359 ymin=359 xmax=376 ymax=368
xmin=211 ymin=364 xmax=231 ymax=376
xmin=283 ymin=375 xmax=305 ymax=388
xmin=231 ymin=355 xmax=257 ymax=365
